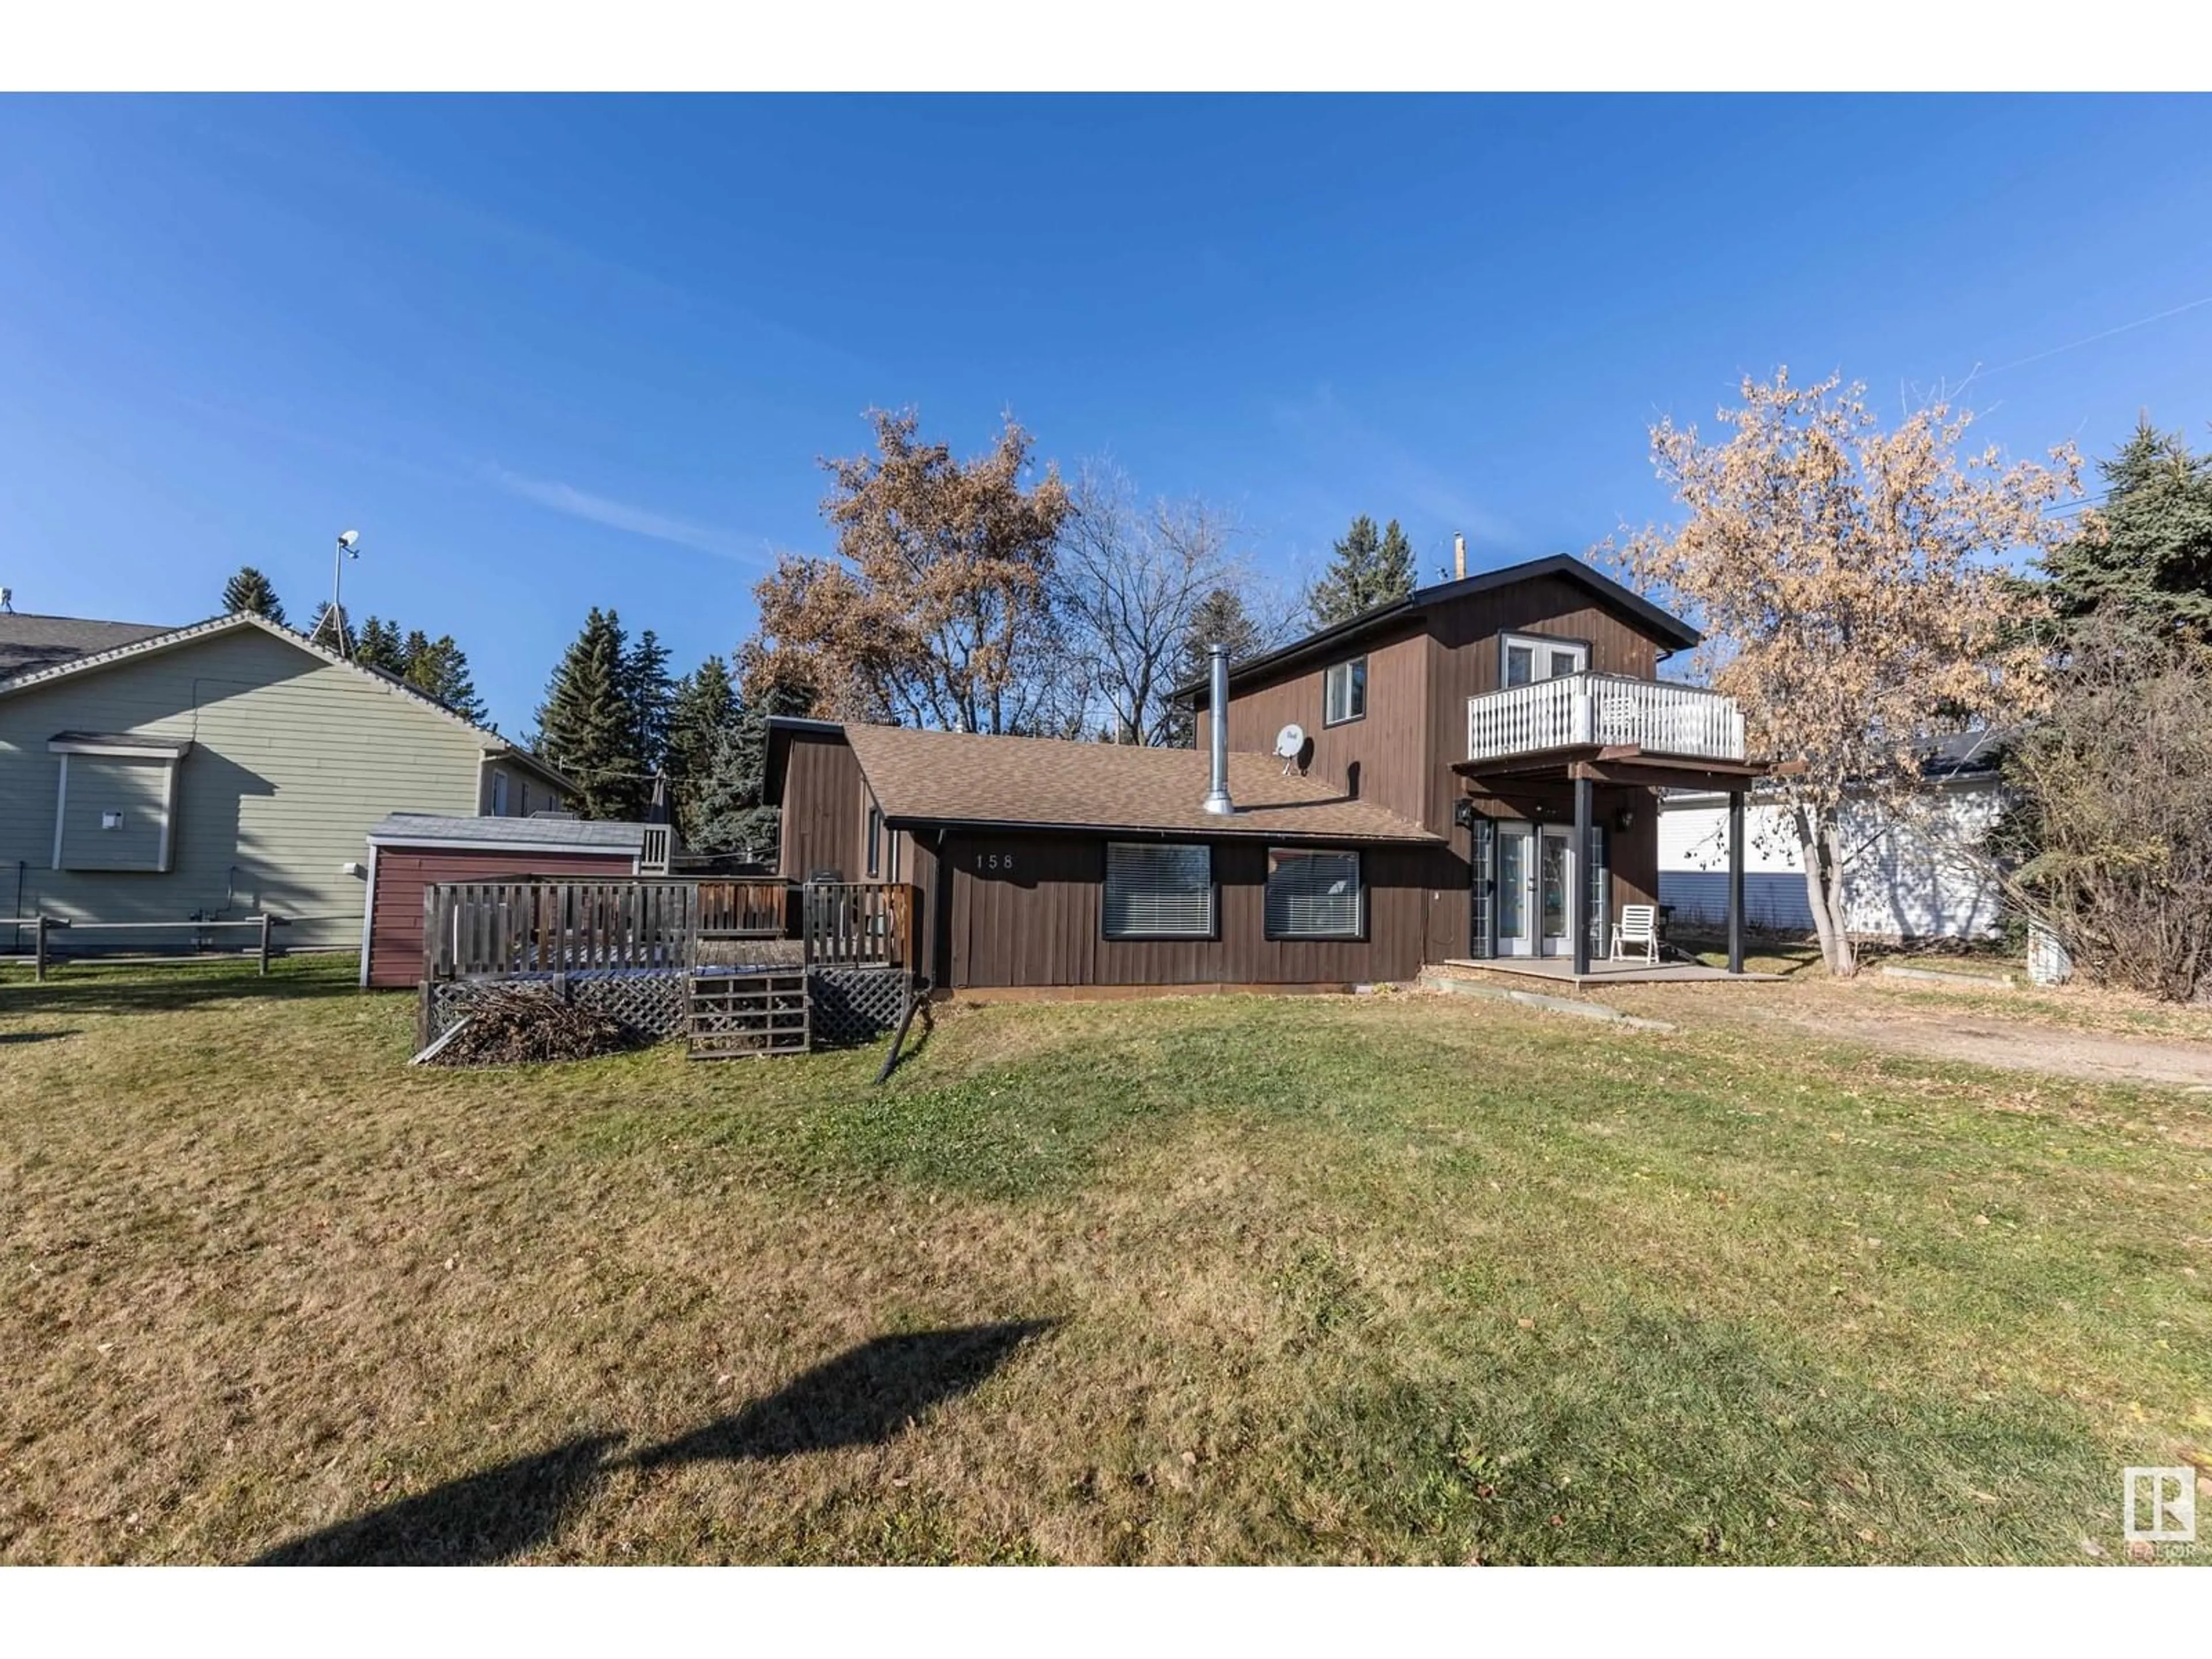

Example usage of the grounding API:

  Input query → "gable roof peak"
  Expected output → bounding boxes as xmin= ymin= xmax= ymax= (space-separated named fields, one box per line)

xmin=0 ymin=608 xmax=574 ymax=793
xmin=1172 ymin=551 xmax=1700 ymax=707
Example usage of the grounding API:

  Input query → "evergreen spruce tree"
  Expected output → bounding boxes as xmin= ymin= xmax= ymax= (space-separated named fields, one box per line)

xmin=690 ymin=673 xmax=815 ymax=858
xmin=1306 ymin=514 xmax=1418 ymax=627
xmin=2040 ymin=416 xmax=2212 ymax=642
xmin=402 ymin=632 xmax=490 ymax=726
xmin=534 ymin=608 xmax=645 ymax=820
xmin=1376 ymin=517 xmax=1416 ymax=598
xmin=353 ymin=616 xmax=408 ymax=675
xmin=624 ymin=628 xmax=675 ymax=780
xmin=665 ymin=656 xmax=737 ymax=844
xmin=221 ymin=566 xmax=286 ymax=624
xmin=1166 ymin=588 xmax=1263 ymax=747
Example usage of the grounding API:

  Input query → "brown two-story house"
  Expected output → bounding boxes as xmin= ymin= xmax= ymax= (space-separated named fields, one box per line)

xmin=763 ymin=552 xmax=1764 ymax=994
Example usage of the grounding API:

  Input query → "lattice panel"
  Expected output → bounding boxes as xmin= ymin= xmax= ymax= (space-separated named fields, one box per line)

xmin=808 ymin=965 xmax=910 ymax=1048
xmin=425 ymin=970 xmax=690 ymax=1042
xmin=422 ymin=963 xmax=913 ymax=1056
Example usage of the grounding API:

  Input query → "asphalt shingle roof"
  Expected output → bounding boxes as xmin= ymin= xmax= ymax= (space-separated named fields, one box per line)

xmin=0 ymin=612 xmax=172 ymax=680
xmin=837 ymin=724 xmax=1441 ymax=843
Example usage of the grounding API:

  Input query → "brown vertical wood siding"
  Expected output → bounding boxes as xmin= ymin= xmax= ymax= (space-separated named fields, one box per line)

xmin=1198 ymin=622 xmax=1431 ymax=832
xmin=1421 ymin=577 xmax=1662 ymax=830
xmin=778 ymin=732 xmax=868 ymax=881
xmin=1200 ymin=576 xmax=1678 ymax=966
xmin=366 ymin=846 xmax=637 ymax=987
xmin=940 ymin=831 xmax=1451 ymax=988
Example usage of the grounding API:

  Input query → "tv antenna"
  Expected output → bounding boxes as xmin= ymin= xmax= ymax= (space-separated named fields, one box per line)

xmin=315 ymin=530 xmax=361 ymax=657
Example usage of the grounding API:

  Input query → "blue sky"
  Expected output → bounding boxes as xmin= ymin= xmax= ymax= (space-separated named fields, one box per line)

xmin=3 ymin=94 xmax=2210 ymax=732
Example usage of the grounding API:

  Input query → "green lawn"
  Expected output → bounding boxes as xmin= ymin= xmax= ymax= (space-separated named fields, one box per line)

xmin=2 ymin=958 xmax=2207 ymax=1563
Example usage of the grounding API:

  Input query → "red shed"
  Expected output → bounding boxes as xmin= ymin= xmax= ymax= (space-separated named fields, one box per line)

xmin=360 ymin=814 xmax=651 ymax=987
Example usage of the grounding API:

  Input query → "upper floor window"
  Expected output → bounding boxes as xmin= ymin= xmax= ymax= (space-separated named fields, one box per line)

xmin=1324 ymin=656 xmax=1368 ymax=726
xmin=1501 ymin=633 xmax=1589 ymax=687
xmin=491 ymin=770 xmax=510 ymax=816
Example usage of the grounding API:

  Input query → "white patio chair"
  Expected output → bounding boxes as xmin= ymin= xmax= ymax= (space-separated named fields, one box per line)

xmin=1609 ymin=904 xmax=1660 ymax=965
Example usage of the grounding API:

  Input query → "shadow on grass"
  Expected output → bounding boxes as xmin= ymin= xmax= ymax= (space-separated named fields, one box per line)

xmin=0 ymin=1028 xmax=78 ymax=1044
xmin=1673 ymin=932 xmax=1827 ymax=979
xmin=627 ymin=1319 xmax=1054 ymax=1469
xmin=251 ymin=1320 xmax=1052 ymax=1566
xmin=251 ymin=1434 xmax=624 ymax=1567
xmin=0 ymin=961 xmax=362 ymax=1018
xmin=873 ymin=997 xmax=936 ymax=1082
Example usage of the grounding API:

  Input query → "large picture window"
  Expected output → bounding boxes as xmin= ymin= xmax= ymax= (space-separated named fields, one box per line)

xmin=1264 ymin=849 xmax=1365 ymax=940
xmin=1104 ymin=842 xmax=1215 ymax=939
xmin=1323 ymin=656 xmax=1368 ymax=725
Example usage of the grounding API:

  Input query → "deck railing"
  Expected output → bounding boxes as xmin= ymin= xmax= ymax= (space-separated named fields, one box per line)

xmin=422 ymin=877 xmax=919 ymax=982
xmin=695 ymin=879 xmax=790 ymax=937
xmin=801 ymin=882 xmax=918 ymax=969
xmin=1467 ymin=673 xmax=1746 ymax=763
xmin=425 ymin=880 xmax=698 ymax=980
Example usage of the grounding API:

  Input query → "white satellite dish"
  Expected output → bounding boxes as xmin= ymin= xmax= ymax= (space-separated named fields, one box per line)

xmin=1274 ymin=722 xmax=1306 ymax=774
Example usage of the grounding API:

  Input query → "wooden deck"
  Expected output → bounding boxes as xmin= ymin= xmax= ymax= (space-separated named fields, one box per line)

xmin=1436 ymin=957 xmax=1780 ymax=987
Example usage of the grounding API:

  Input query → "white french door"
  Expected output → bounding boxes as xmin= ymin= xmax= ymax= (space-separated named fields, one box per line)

xmin=1497 ymin=823 xmax=1533 ymax=956
xmin=1495 ymin=820 xmax=1574 ymax=959
xmin=1538 ymin=825 xmax=1573 ymax=957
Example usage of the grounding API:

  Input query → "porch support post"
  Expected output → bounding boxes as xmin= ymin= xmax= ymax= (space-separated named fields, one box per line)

xmin=1726 ymin=787 xmax=1746 ymax=975
xmin=1571 ymin=775 xmax=1592 ymax=978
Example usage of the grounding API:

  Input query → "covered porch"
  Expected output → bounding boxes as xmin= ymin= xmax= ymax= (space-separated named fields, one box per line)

xmin=1456 ymin=693 xmax=1771 ymax=976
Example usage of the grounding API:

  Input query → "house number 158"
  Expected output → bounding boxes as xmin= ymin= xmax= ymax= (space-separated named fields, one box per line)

xmin=977 ymin=851 xmax=1016 ymax=872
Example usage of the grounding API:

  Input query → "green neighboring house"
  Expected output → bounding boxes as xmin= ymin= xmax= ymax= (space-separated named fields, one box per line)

xmin=0 ymin=609 xmax=571 ymax=956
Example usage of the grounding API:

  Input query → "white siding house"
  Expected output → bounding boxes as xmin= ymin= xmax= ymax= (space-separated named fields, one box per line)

xmin=1660 ymin=750 xmax=2006 ymax=942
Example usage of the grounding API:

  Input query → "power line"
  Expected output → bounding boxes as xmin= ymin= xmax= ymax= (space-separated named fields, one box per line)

xmin=1980 ymin=293 xmax=2212 ymax=379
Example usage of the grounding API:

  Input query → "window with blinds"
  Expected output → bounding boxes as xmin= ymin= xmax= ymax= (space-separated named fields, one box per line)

xmin=1264 ymin=849 xmax=1364 ymax=940
xmin=1103 ymin=843 xmax=1215 ymax=939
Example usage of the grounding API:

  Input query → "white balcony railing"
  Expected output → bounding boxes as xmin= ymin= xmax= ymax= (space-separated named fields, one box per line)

xmin=1466 ymin=673 xmax=1747 ymax=763
xmin=639 ymin=823 xmax=673 ymax=873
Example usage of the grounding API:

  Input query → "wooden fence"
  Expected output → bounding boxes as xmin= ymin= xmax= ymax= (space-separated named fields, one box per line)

xmin=6 ymin=914 xmax=281 ymax=980
xmin=423 ymin=881 xmax=699 ymax=980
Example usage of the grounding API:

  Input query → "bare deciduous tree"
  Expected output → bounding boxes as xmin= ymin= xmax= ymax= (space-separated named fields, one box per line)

xmin=749 ymin=409 xmax=1073 ymax=734
xmin=1059 ymin=463 xmax=1250 ymax=745
xmin=1608 ymin=369 xmax=2082 ymax=975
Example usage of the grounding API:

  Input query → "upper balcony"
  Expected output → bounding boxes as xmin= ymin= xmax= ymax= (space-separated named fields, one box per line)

xmin=1466 ymin=673 xmax=1747 ymax=764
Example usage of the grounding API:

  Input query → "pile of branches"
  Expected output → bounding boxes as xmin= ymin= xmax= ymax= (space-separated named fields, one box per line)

xmin=425 ymin=983 xmax=643 ymax=1066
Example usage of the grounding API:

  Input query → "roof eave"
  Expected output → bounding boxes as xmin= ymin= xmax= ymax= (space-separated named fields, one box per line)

xmin=1169 ymin=554 xmax=1702 ymax=709
xmin=881 ymin=812 xmax=1440 ymax=846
